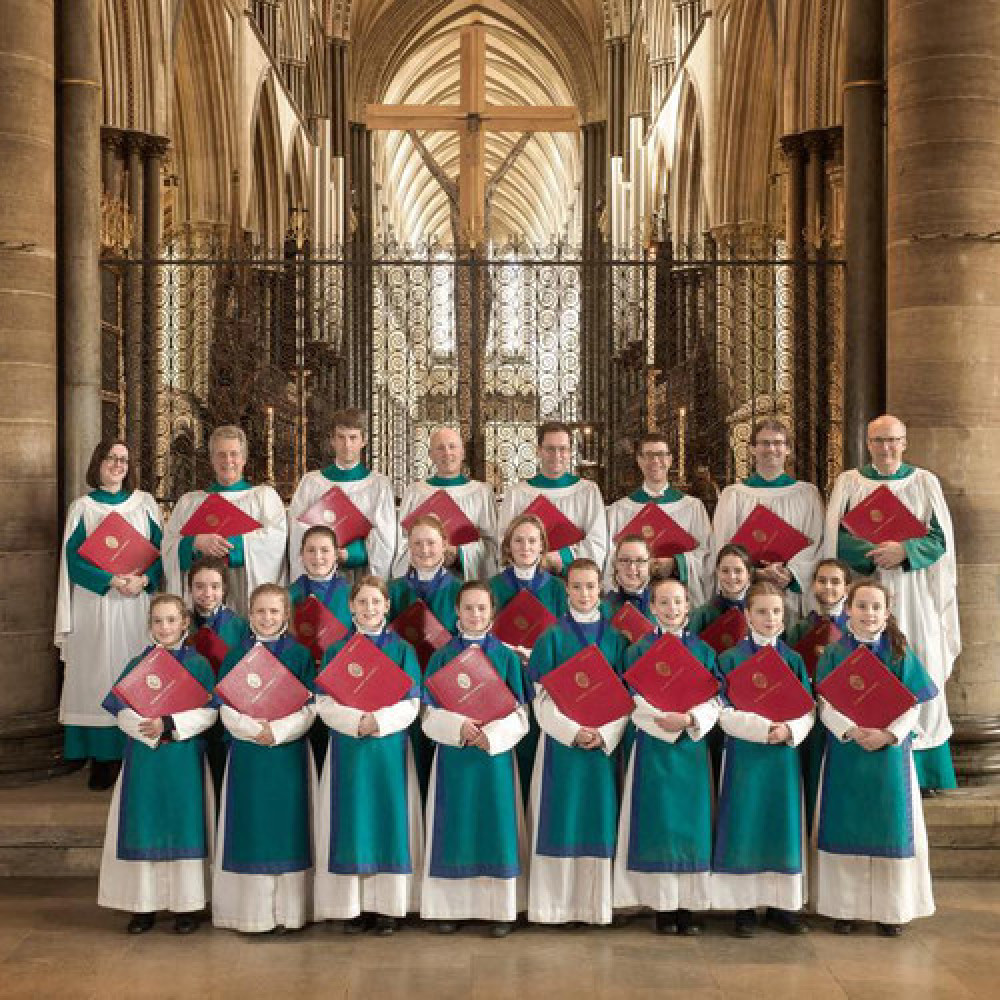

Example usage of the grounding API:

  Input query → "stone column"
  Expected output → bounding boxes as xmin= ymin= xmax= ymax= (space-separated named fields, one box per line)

xmin=57 ymin=0 xmax=102 ymax=509
xmin=142 ymin=137 xmax=167 ymax=496
xmin=844 ymin=0 xmax=886 ymax=470
xmin=0 ymin=0 xmax=64 ymax=781
xmin=888 ymin=0 xmax=1000 ymax=783
xmin=124 ymin=133 xmax=144 ymax=479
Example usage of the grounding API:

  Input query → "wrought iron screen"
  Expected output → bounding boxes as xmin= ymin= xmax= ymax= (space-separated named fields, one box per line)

xmin=102 ymin=235 xmax=842 ymax=510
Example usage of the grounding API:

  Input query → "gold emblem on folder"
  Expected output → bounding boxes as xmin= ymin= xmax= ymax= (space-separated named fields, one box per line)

xmin=246 ymin=672 xmax=262 ymax=690
xmin=574 ymin=671 xmax=591 ymax=689
xmin=849 ymin=673 xmax=866 ymax=691
xmin=298 ymin=623 xmax=315 ymax=637
xmin=655 ymin=661 xmax=672 ymax=677
xmin=752 ymin=672 xmax=769 ymax=690
xmin=206 ymin=514 xmax=220 ymax=528
xmin=514 ymin=616 xmax=529 ymax=630
xmin=146 ymin=674 xmax=162 ymax=691
xmin=456 ymin=672 xmax=472 ymax=690
xmin=870 ymin=509 xmax=884 ymax=523
xmin=720 ymin=633 xmax=734 ymax=648
xmin=105 ymin=535 xmax=120 ymax=550
xmin=752 ymin=529 xmax=767 ymax=543
xmin=641 ymin=525 xmax=654 ymax=539
xmin=347 ymin=662 xmax=364 ymax=679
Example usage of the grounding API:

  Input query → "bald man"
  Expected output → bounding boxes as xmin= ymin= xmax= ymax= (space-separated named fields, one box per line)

xmin=824 ymin=414 xmax=961 ymax=791
xmin=391 ymin=427 xmax=498 ymax=579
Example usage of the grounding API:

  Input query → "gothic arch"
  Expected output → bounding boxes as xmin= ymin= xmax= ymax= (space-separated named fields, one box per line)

xmin=672 ymin=74 xmax=707 ymax=244
xmin=781 ymin=0 xmax=845 ymax=134
xmin=249 ymin=74 xmax=286 ymax=247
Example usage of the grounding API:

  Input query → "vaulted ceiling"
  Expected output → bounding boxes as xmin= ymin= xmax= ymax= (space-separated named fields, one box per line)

xmin=347 ymin=1 xmax=605 ymax=247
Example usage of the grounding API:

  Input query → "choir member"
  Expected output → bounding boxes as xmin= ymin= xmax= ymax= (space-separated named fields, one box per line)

xmin=288 ymin=409 xmax=396 ymax=582
xmin=499 ymin=422 xmax=608 ymax=574
xmin=98 ymin=595 xmax=216 ymax=934
xmin=393 ymin=426 xmax=499 ymax=580
xmin=605 ymin=432 xmax=712 ymax=604
xmin=55 ymin=439 xmax=163 ymax=789
xmin=163 ymin=425 xmax=287 ymax=617
xmin=824 ymin=414 xmax=960 ymax=792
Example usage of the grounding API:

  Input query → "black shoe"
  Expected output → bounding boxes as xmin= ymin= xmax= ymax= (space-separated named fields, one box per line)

xmin=676 ymin=909 xmax=702 ymax=936
xmin=434 ymin=921 xmax=459 ymax=934
xmin=833 ymin=920 xmax=855 ymax=935
xmin=733 ymin=909 xmax=756 ymax=938
xmin=489 ymin=922 xmax=514 ymax=938
xmin=343 ymin=914 xmax=375 ymax=934
xmin=765 ymin=907 xmax=808 ymax=934
xmin=127 ymin=913 xmax=155 ymax=935
xmin=654 ymin=911 xmax=679 ymax=935
xmin=877 ymin=922 xmax=903 ymax=937
xmin=374 ymin=916 xmax=398 ymax=936
xmin=88 ymin=759 xmax=120 ymax=791
xmin=174 ymin=914 xmax=199 ymax=934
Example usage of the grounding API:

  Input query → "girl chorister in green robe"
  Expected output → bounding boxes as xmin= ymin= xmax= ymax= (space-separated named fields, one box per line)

xmin=527 ymin=558 xmax=631 ymax=926
xmin=783 ymin=558 xmax=851 ymax=830
xmin=389 ymin=515 xmax=462 ymax=798
xmin=421 ymin=582 xmax=530 ymax=937
xmin=98 ymin=595 xmax=217 ymax=935
xmin=603 ymin=534 xmax=656 ymax=636
xmin=288 ymin=526 xmax=353 ymax=645
xmin=186 ymin=558 xmax=250 ymax=793
xmin=687 ymin=543 xmax=752 ymax=637
xmin=813 ymin=581 xmax=936 ymax=935
xmin=711 ymin=582 xmax=815 ymax=938
xmin=614 ymin=578 xmax=719 ymax=936
xmin=211 ymin=585 xmax=317 ymax=934
xmin=488 ymin=513 xmax=568 ymax=803
xmin=313 ymin=576 xmax=423 ymax=935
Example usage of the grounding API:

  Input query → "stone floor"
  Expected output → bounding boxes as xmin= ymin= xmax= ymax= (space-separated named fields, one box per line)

xmin=0 ymin=877 xmax=997 ymax=999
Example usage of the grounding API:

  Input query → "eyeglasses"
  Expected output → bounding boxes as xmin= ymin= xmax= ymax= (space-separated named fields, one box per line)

xmin=639 ymin=451 xmax=671 ymax=461
xmin=869 ymin=436 xmax=905 ymax=445
xmin=616 ymin=557 xmax=650 ymax=567
xmin=104 ymin=455 xmax=129 ymax=465
xmin=755 ymin=439 xmax=787 ymax=449
xmin=540 ymin=445 xmax=571 ymax=454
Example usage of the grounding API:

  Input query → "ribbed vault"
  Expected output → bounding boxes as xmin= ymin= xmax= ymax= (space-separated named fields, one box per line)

xmin=353 ymin=1 xmax=602 ymax=248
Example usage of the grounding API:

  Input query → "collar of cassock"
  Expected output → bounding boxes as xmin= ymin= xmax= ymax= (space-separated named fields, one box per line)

xmin=458 ymin=628 xmax=489 ymax=642
xmin=427 ymin=474 xmax=469 ymax=487
xmin=208 ymin=479 xmax=251 ymax=493
xmin=568 ymin=606 xmax=602 ymax=624
xmin=90 ymin=488 xmax=130 ymax=504
xmin=513 ymin=562 xmax=540 ymax=580
xmin=528 ymin=472 xmax=579 ymax=488
xmin=862 ymin=462 xmax=915 ymax=482
xmin=656 ymin=622 xmax=686 ymax=637
xmin=847 ymin=623 xmax=886 ymax=646
xmin=321 ymin=461 xmax=370 ymax=482
xmin=749 ymin=628 xmax=780 ymax=647
xmin=354 ymin=621 xmax=387 ymax=637
xmin=251 ymin=624 xmax=288 ymax=643
xmin=744 ymin=472 xmax=796 ymax=488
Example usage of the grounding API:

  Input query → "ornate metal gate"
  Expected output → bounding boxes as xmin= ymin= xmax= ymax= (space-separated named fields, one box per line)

xmin=103 ymin=234 xmax=842 ymax=507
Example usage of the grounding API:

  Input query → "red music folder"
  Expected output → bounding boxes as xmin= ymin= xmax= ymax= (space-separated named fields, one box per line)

xmin=78 ymin=511 xmax=160 ymax=576
xmin=792 ymin=618 xmax=843 ymax=680
xmin=623 ymin=633 xmax=720 ymax=714
xmin=730 ymin=504 xmax=811 ymax=565
xmin=725 ymin=645 xmax=814 ymax=723
xmin=841 ymin=485 xmax=928 ymax=545
xmin=425 ymin=646 xmax=520 ymax=725
xmin=180 ymin=493 xmax=262 ymax=537
xmin=112 ymin=646 xmax=211 ymax=718
xmin=401 ymin=490 xmax=480 ymax=546
xmin=389 ymin=599 xmax=452 ymax=670
xmin=815 ymin=645 xmax=917 ymax=729
xmin=540 ymin=646 xmax=634 ymax=728
xmin=292 ymin=596 xmax=349 ymax=662
xmin=699 ymin=607 xmax=747 ymax=655
xmin=190 ymin=626 xmax=230 ymax=674
xmin=610 ymin=602 xmax=656 ymax=644
xmin=296 ymin=486 xmax=372 ymax=545
xmin=315 ymin=633 xmax=415 ymax=712
xmin=615 ymin=503 xmax=697 ymax=558
xmin=215 ymin=645 xmax=312 ymax=721
xmin=490 ymin=590 xmax=558 ymax=650
xmin=522 ymin=493 xmax=585 ymax=551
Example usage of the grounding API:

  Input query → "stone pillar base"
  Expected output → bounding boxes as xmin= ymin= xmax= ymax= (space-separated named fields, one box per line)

xmin=952 ymin=715 xmax=1000 ymax=788
xmin=0 ymin=711 xmax=78 ymax=787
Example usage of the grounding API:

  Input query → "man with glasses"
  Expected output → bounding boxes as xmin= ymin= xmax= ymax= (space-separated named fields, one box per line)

xmin=605 ymin=432 xmax=712 ymax=604
xmin=711 ymin=418 xmax=825 ymax=620
xmin=499 ymin=421 xmax=608 ymax=573
xmin=824 ymin=414 xmax=960 ymax=792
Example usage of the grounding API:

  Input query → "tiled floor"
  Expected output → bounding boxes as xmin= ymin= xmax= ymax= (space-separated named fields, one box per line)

xmin=0 ymin=878 xmax=996 ymax=999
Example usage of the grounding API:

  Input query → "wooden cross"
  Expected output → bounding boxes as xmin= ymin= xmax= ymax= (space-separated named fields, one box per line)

xmin=365 ymin=20 xmax=578 ymax=249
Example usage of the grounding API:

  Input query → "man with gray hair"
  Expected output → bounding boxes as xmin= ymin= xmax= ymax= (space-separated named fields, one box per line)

xmin=163 ymin=425 xmax=288 ymax=616
xmin=392 ymin=426 xmax=498 ymax=579
xmin=824 ymin=414 xmax=961 ymax=792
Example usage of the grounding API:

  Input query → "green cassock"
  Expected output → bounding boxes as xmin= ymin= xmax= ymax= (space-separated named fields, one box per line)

xmin=318 ymin=629 xmax=421 ymax=874
xmin=620 ymin=631 xmax=718 ymax=874
xmin=815 ymin=634 xmax=937 ymax=858
xmin=527 ymin=617 xmax=629 ymax=859
xmin=215 ymin=635 xmax=315 ymax=874
xmin=388 ymin=569 xmax=461 ymax=798
xmin=423 ymin=635 xmax=527 ymax=878
xmin=102 ymin=646 xmax=214 ymax=860
xmin=688 ymin=594 xmax=746 ymax=636
xmin=713 ymin=639 xmax=813 ymax=876
xmin=488 ymin=566 xmax=568 ymax=803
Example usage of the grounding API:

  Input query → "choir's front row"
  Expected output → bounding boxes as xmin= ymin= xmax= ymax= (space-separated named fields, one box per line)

xmin=97 ymin=544 xmax=936 ymax=941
